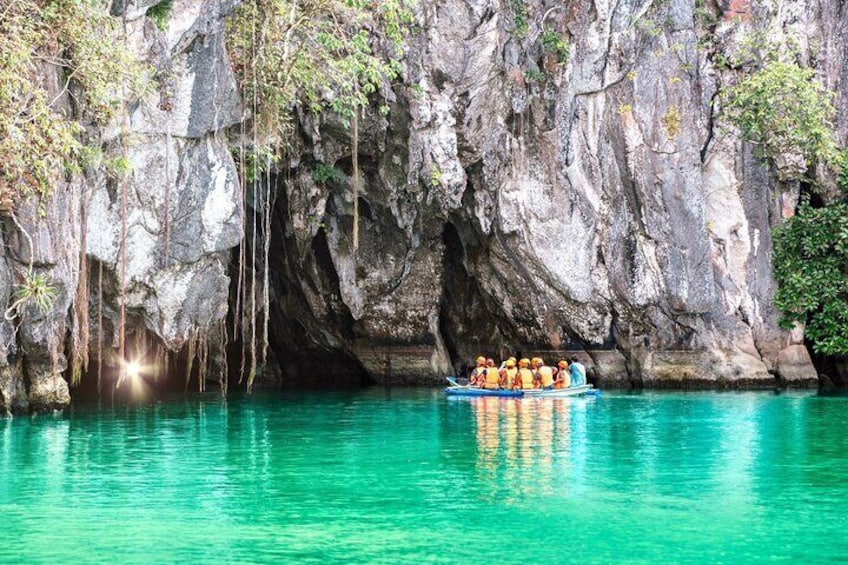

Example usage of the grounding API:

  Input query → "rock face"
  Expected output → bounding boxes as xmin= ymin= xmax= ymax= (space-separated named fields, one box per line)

xmin=273 ymin=0 xmax=838 ymax=388
xmin=1 ymin=0 xmax=241 ymax=414
xmin=4 ymin=0 xmax=846 ymax=413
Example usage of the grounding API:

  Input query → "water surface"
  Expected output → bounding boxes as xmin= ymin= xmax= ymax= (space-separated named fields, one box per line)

xmin=2 ymin=389 xmax=847 ymax=563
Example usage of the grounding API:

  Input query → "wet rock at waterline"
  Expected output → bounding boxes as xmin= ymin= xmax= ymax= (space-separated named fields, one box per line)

xmin=5 ymin=0 xmax=847 ymax=413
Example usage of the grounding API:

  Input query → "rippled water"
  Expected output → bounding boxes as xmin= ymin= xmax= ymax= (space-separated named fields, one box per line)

xmin=2 ymin=389 xmax=848 ymax=563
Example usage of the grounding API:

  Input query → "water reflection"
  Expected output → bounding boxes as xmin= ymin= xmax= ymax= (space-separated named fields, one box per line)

xmin=467 ymin=396 xmax=594 ymax=501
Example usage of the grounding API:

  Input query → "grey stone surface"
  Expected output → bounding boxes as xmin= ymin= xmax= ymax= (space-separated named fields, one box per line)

xmin=273 ymin=0 xmax=833 ymax=386
xmin=776 ymin=345 xmax=819 ymax=387
xmin=7 ymin=0 xmax=846 ymax=413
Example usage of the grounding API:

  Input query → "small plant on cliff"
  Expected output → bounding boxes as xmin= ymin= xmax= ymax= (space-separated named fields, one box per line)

xmin=147 ymin=0 xmax=173 ymax=31
xmin=723 ymin=61 xmax=839 ymax=177
xmin=523 ymin=69 xmax=546 ymax=84
xmin=661 ymin=105 xmax=682 ymax=138
xmin=508 ymin=0 xmax=529 ymax=37
xmin=5 ymin=272 xmax=57 ymax=320
xmin=540 ymin=31 xmax=570 ymax=64
xmin=312 ymin=163 xmax=345 ymax=185
xmin=429 ymin=164 xmax=442 ymax=187
xmin=773 ymin=197 xmax=848 ymax=355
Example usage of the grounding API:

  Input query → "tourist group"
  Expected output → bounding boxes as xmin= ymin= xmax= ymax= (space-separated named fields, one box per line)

xmin=468 ymin=356 xmax=586 ymax=391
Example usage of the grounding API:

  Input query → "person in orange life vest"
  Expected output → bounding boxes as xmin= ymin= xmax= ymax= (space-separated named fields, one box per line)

xmin=469 ymin=356 xmax=486 ymax=385
xmin=516 ymin=358 xmax=535 ymax=390
xmin=499 ymin=357 xmax=518 ymax=389
xmin=554 ymin=360 xmax=571 ymax=389
xmin=532 ymin=357 xmax=555 ymax=390
xmin=481 ymin=358 xmax=501 ymax=390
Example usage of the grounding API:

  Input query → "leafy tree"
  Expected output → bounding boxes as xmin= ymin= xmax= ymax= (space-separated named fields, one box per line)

xmin=723 ymin=61 xmax=838 ymax=177
xmin=773 ymin=196 xmax=848 ymax=355
xmin=226 ymin=0 xmax=412 ymax=151
xmin=0 ymin=0 xmax=145 ymax=208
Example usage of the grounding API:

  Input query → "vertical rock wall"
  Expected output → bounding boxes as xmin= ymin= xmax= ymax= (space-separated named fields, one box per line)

xmin=274 ymin=0 xmax=835 ymax=387
xmin=4 ymin=0 xmax=845 ymax=413
xmin=1 ymin=0 xmax=242 ymax=414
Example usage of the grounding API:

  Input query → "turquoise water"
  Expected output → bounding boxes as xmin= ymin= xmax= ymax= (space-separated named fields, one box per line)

xmin=2 ymin=389 xmax=848 ymax=563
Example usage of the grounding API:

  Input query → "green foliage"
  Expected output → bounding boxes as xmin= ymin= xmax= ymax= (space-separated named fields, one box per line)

xmin=240 ymin=144 xmax=276 ymax=184
xmin=723 ymin=61 xmax=838 ymax=175
xmin=694 ymin=0 xmax=718 ymax=28
xmin=14 ymin=272 xmax=58 ymax=314
xmin=509 ymin=0 xmax=528 ymax=37
xmin=0 ymin=0 xmax=146 ymax=208
xmin=148 ymin=0 xmax=173 ymax=31
xmin=226 ymin=0 xmax=412 ymax=150
xmin=635 ymin=18 xmax=662 ymax=38
xmin=661 ymin=105 xmax=682 ymax=138
xmin=540 ymin=31 xmax=569 ymax=63
xmin=429 ymin=164 xmax=442 ymax=187
xmin=836 ymin=149 xmax=848 ymax=192
xmin=774 ymin=199 xmax=848 ymax=355
xmin=523 ymin=69 xmax=546 ymax=83
xmin=312 ymin=163 xmax=345 ymax=185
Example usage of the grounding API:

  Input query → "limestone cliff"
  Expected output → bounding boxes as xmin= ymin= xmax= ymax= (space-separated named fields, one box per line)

xmin=3 ymin=0 xmax=845 ymax=414
xmin=276 ymin=0 xmax=838 ymax=388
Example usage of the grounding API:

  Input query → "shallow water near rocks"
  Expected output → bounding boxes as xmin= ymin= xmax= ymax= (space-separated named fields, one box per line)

xmin=2 ymin=389 xmax=848 ymax=563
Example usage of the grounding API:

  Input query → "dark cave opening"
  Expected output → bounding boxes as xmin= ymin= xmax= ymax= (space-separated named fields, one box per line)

xmin=70 ymin=168 xmax=374 ymax=402
xmin=233 ymin=170 xmax=371 ymax=389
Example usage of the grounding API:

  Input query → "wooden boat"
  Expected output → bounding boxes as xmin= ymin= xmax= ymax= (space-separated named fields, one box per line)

xmin=444 ymin=377 xmax=600 ymax=398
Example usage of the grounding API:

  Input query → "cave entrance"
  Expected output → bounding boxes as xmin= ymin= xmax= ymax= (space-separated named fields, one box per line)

xmin=225 ymin=170 xmax=371 ymax=390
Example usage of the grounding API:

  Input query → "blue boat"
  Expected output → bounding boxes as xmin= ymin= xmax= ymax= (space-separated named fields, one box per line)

xmin=444 ymin=377 xmax=600 ymax=398
xmin=444 ymin=387 xmax=523 ymax=397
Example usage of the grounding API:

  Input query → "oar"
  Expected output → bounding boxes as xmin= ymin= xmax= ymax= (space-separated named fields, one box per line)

xmin=446 ymin=376 xmax=470 ymax=388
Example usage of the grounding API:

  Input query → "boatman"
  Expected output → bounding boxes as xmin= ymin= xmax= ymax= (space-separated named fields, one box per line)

xmin=482 ymin=358 xmax=501 ymax=390
xmin=569 ymin=356 xmax=587 ymax=387
xmin=534 ymin=358 xmax=555 ymax=390
xmin=469 ymin=356 xmax=486 ymax=385
xmin=516 ymin=358 xmax=535 ymax=390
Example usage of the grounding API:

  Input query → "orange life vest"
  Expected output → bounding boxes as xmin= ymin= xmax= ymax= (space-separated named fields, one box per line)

xmin=483 ymin=367 xmax=500 ymax=389
xmin=518 ymin=368 xmax=535 ymax=389
xmin=538 ymin=366 xmax=554 ymax=388
xmin=502 ymin=367 xmax=517 ymax=388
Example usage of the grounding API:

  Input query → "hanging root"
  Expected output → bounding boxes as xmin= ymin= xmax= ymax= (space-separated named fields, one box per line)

xmin=97 ymin=261 xmax=103 ymax=395
xmin=70 ymin=199 xmax=91 ymax=387
xmin=185 ymin=328 xmax=197 ymax=393
xmin=216 ymin=318 xmax=229 ymax=396
xmin=352 ymin=108 xmax=359 ymax=252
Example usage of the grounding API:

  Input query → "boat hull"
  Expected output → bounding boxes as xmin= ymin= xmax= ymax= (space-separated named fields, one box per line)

xmin=444 ymin=387 xmax=523 ymax=397
xmin=444 ymin=383 xmax=598 ymax=398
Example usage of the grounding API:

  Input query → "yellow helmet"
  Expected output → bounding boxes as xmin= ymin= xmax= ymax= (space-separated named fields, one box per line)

xmin=558 ymin=360 xmax=568 ymax=369
xmin=475 ymin=356 xmax=486 ymax=366
xmin=519 ymin=358 xmax=530 ymax=368
xmin=505 ymin=358 xmax=516 ymax=368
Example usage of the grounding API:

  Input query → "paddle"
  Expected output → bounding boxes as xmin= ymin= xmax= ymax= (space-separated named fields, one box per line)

xmin=446 ymin=376 xmax=471 ymax=388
